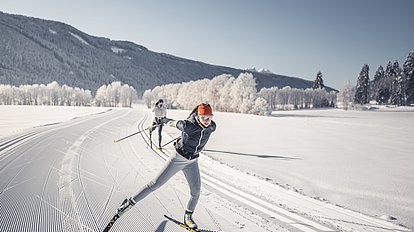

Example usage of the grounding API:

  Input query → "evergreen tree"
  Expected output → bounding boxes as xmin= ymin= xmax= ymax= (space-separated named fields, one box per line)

xmin=354 ymin=64 xmax=370 ymax=104
xmin=371 ymin=65 xmax=389 ymax=104
xmin=403 ymin=51 xmax=414 ymax=105
xmin=390 ymin=61 xmax=403 ymax=105
xmin=384 ymin=61 xmax=395 ymax=104
xmin=312 ymin=71 xmax=325 ymax=89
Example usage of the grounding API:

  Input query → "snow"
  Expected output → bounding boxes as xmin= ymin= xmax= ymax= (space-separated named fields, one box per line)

xmin=48 ymin=28 xmax=57 ymax=34
xmin=244 ymin=67 xmax=274 ymax=74
xmin=162 ymin=107 xmax=414 ymax=229
xmin=0 ymin=105 xmax=109 ymax=138
xmin=69 ymin=32 xmax=93 ymax=47
xmin=1 ymin=104 xmax=413 ymax=231
xmin=258 ymin=68 xmax=273 ymax=74
xmin=110 ymin=46 xmax=125 ymax=54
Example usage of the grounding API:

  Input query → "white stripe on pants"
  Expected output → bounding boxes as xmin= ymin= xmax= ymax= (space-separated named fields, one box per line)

xmin=132 ymin=151 xmax=201 ymax=211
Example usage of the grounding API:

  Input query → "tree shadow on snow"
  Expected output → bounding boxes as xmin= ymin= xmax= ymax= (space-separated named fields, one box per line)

xmin=204 ymin=149 xmax=300 ymax=160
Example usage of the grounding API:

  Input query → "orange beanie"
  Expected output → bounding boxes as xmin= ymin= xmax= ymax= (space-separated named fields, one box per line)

xmin=197 ymin=103 xmax=212 ymax=115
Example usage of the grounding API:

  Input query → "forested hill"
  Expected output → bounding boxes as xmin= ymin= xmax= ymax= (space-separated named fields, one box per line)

xmin=0 ymin=11 xmax=333 ymax=96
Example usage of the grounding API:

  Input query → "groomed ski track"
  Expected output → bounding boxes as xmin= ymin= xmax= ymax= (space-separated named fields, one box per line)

xmin=0 ymin=106 xmax=410 ymax=232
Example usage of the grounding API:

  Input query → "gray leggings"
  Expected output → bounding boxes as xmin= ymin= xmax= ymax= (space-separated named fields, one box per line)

xmin=132 ymin=152 xmax=201 ymax=211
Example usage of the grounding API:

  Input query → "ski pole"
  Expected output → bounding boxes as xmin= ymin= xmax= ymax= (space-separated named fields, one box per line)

xmin=159 ymin=136 xmax=181 ymax=149
xmin=114 ymin=124 xmax=157 ymax=143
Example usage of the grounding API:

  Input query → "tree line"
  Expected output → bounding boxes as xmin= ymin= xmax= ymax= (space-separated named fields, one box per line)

xmin=348 ymin=50 xmax=414 ymax=107
xmin=0 ymin=81 xmax=137 ymax=107
xmin=143 ymin=72 xmax=337 ymax=115
xmin=5 ymin=51 xmax=412 ymax=114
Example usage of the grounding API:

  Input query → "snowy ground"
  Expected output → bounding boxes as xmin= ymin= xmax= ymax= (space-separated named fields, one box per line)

xmin=161 ymin=106 xmax=414 ymax=230
xmin=0 ymin=105 xmax=111 ymax=138
xmin=0 ymin=104 xmax=412 ymax=232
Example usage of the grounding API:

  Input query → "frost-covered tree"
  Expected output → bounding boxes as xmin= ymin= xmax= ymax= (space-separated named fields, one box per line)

xmin=142 ymin=73 xmax=271 ymax=115
xmin=94 ymin=81 xmax=137 ymax=107
xmin=94 ymin=85 xmax=107 ymax=107
xmin=120 ymin=85 xmax=137 ymax=107
xmin=337 ymin=80 xmax=355 ymax=110
xmin=229 ymin=73 xmax=257 ymax=113
xmin=252 ymin=97 xmax=270 ymax=116
xmin=258 ymin=87 xmax=278 ymax=110
xmin=207 ymin=74 xmax=233 ymax=112
xmin=0 ymin=85 xmax=13 ymax=105
xmin=47 ymin=81 xmax=61 ymax=106
xmin=312 ymin=71 xmax=325 ymax=89
xmin=403 ymin=51 xmax=414 ymax=105
xmin=354 ymin=64 xmax=370 ymax=104
xmin=142 ymin=72 xmax=337 ymax=115
xmin=218 ymin=75 xmax=236 ymax=112
xmin=0 ymin=82 xmax=92 ymax=106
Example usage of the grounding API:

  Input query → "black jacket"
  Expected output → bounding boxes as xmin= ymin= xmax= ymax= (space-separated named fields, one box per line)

xmin=175 ymin=114 xmax=216 ymax=156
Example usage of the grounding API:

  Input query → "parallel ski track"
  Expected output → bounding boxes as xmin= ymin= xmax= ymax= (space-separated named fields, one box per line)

xmin=74 ymin=109 xmax=133 ymax=231
xmin=0 ymin=129 xmax=45 ymax=152
xmin=37 ymin=149 xmax=60 ymax=232
xmin=0 ymin=112 xmax=110 ymax=232
xmin=98 ymin=111 xmax=155 ymax=231
xmin=0 ymin=129 xmax=63 ymax=232
xmin=0 ymin=128 xmax=50 ymax=163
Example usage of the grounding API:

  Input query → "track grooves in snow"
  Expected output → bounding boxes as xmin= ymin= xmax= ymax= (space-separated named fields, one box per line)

xmin=137 ymin=112 xmax=335 ymax=232
xmin=1 ymin=108 xmax=411 ymax=232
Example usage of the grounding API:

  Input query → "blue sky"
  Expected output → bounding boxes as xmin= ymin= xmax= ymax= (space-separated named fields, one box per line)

xmin=2 ymin=0 xmax=414 ymax=89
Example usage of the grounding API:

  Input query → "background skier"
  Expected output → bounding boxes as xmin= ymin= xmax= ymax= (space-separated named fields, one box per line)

xmin=150 ymin=99 xmax=167 ymax=148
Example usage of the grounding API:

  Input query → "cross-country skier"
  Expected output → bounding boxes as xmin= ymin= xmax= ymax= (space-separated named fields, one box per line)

xmin=150 ymin=99 xmax=167 ymax=148
xmin=117 ymin=103 xmax=216 ymax=230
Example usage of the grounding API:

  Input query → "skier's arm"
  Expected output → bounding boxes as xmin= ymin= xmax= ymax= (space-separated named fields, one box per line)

xmin=162 ymin=118 xmax=177 ymax=127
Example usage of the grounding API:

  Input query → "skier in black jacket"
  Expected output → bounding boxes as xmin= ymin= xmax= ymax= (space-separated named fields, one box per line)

xmin=116 ymin=103 xmax=216 ymax=230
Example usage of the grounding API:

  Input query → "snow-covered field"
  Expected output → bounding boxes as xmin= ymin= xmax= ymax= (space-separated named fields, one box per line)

xmin=1 ymin=104 xmax=413 ymax=231
xmin=0 ymin=105 xmax=110 ymax=138
xmin=160 ymin=106 xmax=414 ymax=230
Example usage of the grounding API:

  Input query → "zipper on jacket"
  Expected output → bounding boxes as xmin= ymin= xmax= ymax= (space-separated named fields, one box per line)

xmin=194 ymin=129 xmax=205 ymax=155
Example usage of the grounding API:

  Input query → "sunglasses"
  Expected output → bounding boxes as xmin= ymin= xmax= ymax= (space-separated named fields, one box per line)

xmin=199 ymin=115 xmax=213 ymax=121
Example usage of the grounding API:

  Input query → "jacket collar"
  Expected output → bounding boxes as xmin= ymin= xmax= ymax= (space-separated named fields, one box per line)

xmin=189 ymin=113 xmax=208 ymax=129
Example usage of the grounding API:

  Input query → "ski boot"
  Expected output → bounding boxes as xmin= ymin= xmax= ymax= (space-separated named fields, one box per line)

xmin=103 ymin=197 xmax=136 ymax=232
xmin=184 ymin=210 xmax=198 ymax=230
xmin=117 ymin=197 xmax=136 ymax=216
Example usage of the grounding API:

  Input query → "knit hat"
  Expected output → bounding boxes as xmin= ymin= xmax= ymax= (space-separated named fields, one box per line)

xmin=197 ymin=103 xmax=212 ymax=115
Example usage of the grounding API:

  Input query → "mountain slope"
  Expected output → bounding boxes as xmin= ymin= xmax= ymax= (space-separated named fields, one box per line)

xmin=0 ymin=11 xmax=333 ymax=95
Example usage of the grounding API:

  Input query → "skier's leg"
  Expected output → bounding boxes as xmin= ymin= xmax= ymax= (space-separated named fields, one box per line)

xmin=149 ymin=121 xmax=157 ymax=148
xmin=131 ymin=153 xmax=186 ymax=203
xmin=151 ymin=120 xmax=157 ymax=132
xmin=117 ymin=155 xmax=182 ymax=216
xmin=182 ymin=160 xmax=201 ymax=229
xmin=158 ymin=123 xmax=163 ymax=148
xmin=182 ymin=160 xmax=201 ymax=212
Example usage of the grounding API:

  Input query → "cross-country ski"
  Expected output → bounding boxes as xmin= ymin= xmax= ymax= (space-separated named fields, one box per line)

xmin=164 ymin=214 xmax=200 ymax=232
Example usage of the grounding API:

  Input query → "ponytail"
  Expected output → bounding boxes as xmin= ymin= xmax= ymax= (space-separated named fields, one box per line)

xmin=188 ymin=105 xmax=199 ymax=119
